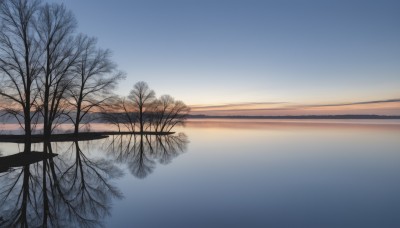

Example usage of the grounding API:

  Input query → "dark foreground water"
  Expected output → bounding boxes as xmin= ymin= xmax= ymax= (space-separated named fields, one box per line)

xmin=1 ymin=119 xmax=400 ymax=228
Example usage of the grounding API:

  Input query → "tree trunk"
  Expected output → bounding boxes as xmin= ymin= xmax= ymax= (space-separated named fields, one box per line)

xmin=24 ymin=108 xmax=31 ymax=153
xmin=74 ymin=102 xmax=81 ymax=136
xmin=139 ymin=106 xmax=143 ymax=133
xmin=43 ymin=53 xmax=51 ymax=140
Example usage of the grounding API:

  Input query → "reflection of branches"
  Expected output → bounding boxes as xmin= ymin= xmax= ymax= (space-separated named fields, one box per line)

xmin=53 ymin=141 xmax=123 ymax=227
xmin=102 ymin=133 xmax=188 ymax=179
xmin=0 ymin=162 xmax=44 ymax=227
xmin=130 ymin=134 xmax=156 ymax=179
xmin=153 ymin=133 xmax=188 ymax=165
xmin=0 ymin=141 xmax=123 ymax=227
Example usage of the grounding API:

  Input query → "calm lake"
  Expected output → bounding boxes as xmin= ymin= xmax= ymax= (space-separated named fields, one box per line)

xmin=1 ymin=119 xmax=400 ymax=227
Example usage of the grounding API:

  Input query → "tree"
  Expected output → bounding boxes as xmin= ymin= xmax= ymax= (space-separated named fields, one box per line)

xmin=113 ymin=83 xmax=189 ymax=133
xmin=128 ymin=81 xmax=155 ymax=133
xmin=0 ymin=0 xmax=42 ymax=150
xmin=1 ymin=0 xmax=125 ymax=139
xmin=102 ymin=96 xmax=137 ymax=132
xmin=68 ymin=36 xmax=124 ymax=135
xmin=36 ymin=3 xmax=80 ymax=139
xmin=151 ymin=95 xmax=190 ymax=132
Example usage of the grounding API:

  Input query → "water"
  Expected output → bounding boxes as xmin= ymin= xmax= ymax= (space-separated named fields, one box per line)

xmin=1 ymin=119 xmax=400 ymax=227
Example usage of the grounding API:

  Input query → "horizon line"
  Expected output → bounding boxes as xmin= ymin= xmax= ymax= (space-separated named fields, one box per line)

xmin=186 ymin=114 xmax=400 ymax=119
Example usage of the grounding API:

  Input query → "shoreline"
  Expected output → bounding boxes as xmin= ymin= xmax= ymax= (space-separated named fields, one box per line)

xmin=0 ymin=131 xmax=175 ymax=143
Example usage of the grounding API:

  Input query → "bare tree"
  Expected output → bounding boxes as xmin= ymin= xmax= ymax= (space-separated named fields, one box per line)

xmin=101 ymin=96 xmax=137 ymax=132
xmin=0 ymin=0 xmax=42 ymax=150
xmin=1 ymin=0 xmax=126 ymax=140
xmin=68 ymin=36 xmax=124 ymax=135
xmin=113 ymin=84 xmax=189 ymax=133
xmin=151 ymin=95 xmax=190 ymax=132
xmin=128 ymin=81 xmax=155 ymax=133
xmin=35 ymin=3 xmax=80 ymax=139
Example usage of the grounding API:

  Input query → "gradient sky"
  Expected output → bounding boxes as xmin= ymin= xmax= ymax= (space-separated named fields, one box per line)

xmin=50 ymin=0 xmax=400 ymax=115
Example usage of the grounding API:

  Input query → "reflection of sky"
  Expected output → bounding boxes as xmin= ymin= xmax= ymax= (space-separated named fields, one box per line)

xmin=2 ymin=121 xmax=400 ymax=227
xmin=48 ymin=0 xmax=400 ymax=111
xmin=107 ymin=120 xmax=400 ymax=227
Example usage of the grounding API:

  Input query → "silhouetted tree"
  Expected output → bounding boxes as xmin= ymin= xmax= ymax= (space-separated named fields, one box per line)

xmin=1 ymin=0 xmax=125 ymax=138
xmin=0 ymin=0 xmax=42 ymax=150
xmin=36 ymin=3 xmax=81 ymax=139
xmin=128 ymin=81 xmax=155 ymax=133
xmin=150 ymin=95 xmax=190 ymax=132
xmin=102 ymin=96 xmax=136 ymax=132
xmin=68 ymin=36 xmax=124 ymax=135
xmin=109 ymin=84 xmax=189 ymax=133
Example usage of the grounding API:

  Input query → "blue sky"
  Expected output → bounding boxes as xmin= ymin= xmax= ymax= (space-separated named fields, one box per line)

xmin=52 ymin=0 xmax=399 ymax=111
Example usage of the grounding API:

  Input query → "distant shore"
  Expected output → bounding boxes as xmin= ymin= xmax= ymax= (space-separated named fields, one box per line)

xmin=187 ymin=115 xmax=400 ymax=119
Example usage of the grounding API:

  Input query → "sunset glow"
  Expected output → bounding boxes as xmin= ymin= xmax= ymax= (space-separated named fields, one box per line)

xmin=42 ymin=0 xmax=400 ymax=116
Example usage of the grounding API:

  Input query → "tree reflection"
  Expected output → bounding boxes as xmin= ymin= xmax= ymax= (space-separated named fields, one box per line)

xmin=0 ymin=140 xmax=123 ymax=227
xmin=103 ymin=133 xmax=188 ymax=179
xmin=55 ymin=140 xmax=123 ymax=227
xmin=0 ymin=155 xmax=50 ymax=227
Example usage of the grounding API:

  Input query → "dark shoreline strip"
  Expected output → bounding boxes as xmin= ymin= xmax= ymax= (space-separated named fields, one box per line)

xmin=0 ymin=131 xmax=175 ymax=143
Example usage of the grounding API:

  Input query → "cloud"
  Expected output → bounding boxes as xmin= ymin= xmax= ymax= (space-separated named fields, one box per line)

xmin=299 ymin=98 xmax=400 ymax=108
xmin=191 ymin=108 xmax=294 ymax=112
xmin=189 ymin=98 xmax=400 ymax=115
xmin=190 ymin=102 xmax=287 ymax=110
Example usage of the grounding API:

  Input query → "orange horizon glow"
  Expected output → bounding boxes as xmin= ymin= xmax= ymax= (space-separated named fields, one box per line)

xmin=0 ymin=98 xmax=399 ymax=116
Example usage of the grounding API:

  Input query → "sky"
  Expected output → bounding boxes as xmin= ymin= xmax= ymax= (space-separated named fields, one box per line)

xmin=50 ymin=0 xmax=399 ymax=115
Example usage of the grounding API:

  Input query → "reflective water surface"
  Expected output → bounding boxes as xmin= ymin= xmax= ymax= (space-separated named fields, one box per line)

xmin=1 ymin=119 xmax=400 ymax=227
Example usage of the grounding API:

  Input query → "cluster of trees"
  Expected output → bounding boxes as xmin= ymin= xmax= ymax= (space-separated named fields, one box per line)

xmin=0 ymin=0 xmax=124 ymax=149
xmin=0 ymin=1 xmax=189 ymax=225
xmin=0 ymin=0 xmax=190 ymax=148
xmin=104 ymin=81 xmax=190 ymax=133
